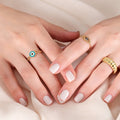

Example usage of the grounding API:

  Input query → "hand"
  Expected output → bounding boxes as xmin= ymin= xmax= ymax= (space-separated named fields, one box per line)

xmin=50 ymin=15 xmax=120 ymax=104
xmin=0 ymin=4 xmax=79 ymax=106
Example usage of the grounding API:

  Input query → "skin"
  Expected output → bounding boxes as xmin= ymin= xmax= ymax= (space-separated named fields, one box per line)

xmin=50 ymin=15 xmax=120 ymax=104
xmin=0 ymin=4 xmax=79 ymax=106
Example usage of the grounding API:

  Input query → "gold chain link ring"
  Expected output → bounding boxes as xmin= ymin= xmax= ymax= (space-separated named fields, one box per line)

xmin=102 ymin=57 xmax=118 ymax=74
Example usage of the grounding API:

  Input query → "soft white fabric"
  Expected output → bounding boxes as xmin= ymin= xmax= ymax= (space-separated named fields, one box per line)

xmin=0 ymin=0 xmax=120 ymax=120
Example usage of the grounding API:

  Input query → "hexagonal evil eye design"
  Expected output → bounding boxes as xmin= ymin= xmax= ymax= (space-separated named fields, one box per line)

xmin=29 ymin=51 xmax=36 ymax=57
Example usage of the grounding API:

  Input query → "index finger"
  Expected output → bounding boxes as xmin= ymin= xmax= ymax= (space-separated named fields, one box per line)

xmin=49 ymin=36 xmax=95 ymax=74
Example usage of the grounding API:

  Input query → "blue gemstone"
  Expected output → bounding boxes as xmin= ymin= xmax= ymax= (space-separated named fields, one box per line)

xmin=29 ymin=51 xmax=36 ymax=57
xmin=85 ymin=37 xmax=89 ymax=41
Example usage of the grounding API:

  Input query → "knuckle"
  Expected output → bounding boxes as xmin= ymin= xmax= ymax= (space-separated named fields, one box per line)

xmin=10 ymin=32 xmax=28 ymax=47
xmin=11 ymin=32 xmax=23 ymax=41
xmin=92 ymin=23 xmax=107 ymax=33
xmin=106 ymin=33 xmax=120 ymax=48
xmin=111 ymin=32 xmax=120 ymax=43
xmin=27 ymin=23 xmax=41 ymax=34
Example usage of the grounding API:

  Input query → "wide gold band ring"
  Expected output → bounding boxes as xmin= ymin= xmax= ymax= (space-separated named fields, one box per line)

xmin=27 ymin=50 xmax=42 ymax=60
xmin=81 ymin=35 xmax=91 ymax=48
xmin=102 ymin=57 xmax=118 ymax=74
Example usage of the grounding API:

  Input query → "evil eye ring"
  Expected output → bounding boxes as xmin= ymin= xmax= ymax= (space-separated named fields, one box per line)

xmin=27 ymin=50 xmax=42 ymax=60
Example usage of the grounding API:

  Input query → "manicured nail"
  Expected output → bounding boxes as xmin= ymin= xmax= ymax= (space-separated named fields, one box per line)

xmin=59 ymin=90 xmax=69 ymax=102
xmin=19 ymin=98 xmax=27 ymax=106
xmin=43 ymin=96 xmax=53 ymax=105
xmin=104 ymin=95 xmax=112 ymax=103
xmin=49 ymin=63 xmax=60 ymax=74
xmin=74 ymin=93 xmax=84 ymax=103
xmin=57 ymin=95 xmax=64 ymax=103
xmin=66 ymin=71 xmax=75 ymax=82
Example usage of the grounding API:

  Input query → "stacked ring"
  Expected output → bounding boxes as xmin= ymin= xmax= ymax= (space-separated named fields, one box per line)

xmin=81 ymin=35 xmax=91 ymax=48
xmin=102 ymin=57 xmax=118 ymax=74
xmin=27 ymin=50 xmax=42 ymax=60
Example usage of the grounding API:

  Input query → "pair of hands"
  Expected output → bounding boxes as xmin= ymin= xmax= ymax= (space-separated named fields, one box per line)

xmin=0 ymin=4 xmax=120 ymax=106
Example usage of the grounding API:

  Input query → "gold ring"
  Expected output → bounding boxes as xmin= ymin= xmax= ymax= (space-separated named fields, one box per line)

xmin=27 ymin=50 xmax=42 ymax=60
xmin=102 ymin=57 xmax=118 ymax=74
xmin=81 ymin=35 xmax=91 ymax=48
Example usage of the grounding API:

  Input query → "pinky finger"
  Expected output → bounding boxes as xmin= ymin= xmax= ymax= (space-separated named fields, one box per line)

xmin=103 ymin=73 xmax=120 ymax=103
xmin=0 ymin=59 xmax=28 ymax=106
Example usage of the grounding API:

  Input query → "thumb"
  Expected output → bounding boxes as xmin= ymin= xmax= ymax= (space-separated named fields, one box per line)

xmin=40 ymin=19 xmax=80 ymax=42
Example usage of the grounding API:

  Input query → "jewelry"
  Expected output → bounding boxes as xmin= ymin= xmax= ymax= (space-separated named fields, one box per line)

xmin=27 ymin=50 xmax=42 ymax=60
xmin=81 ymin=35 xmax=91 ymax=48
xmin=102 ymin=57 xmax=118 ymax=74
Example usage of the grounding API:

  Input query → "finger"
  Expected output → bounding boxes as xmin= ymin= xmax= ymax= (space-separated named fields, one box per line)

xmin=57 ymin=61 xmax=112 ymax=104
xmin=39 ymin=18 xmax=80 ymax=42
xmin=6 ymin=51 xmax=53 ymax=106
xmin=49 ymin=34 xmax=96 ymax=74
xmin=29 ymin=25 xmax=76 ymax=82
xmin=103 ymin=73 xmax=120 ymax=103
xmin=74 ymin=62 xmax=112 ymax=103
xmin=56 ymin=46 xmax=113 ymax=103
xmin=0 ymin=58 xmax=28 ymax=106
xmin=74 ymin=53 xmax=120 ymax=103
xmin=19 ymin=44 xmax=62 ymax=102
xmin=73 ymin=41 xmax=111 ymax=83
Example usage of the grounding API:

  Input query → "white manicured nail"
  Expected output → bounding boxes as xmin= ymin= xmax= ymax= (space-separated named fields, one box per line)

xmin=66 ymin=71 xmax=75 ymax=82
xmin=49 ymin=64 xmax=60 ymax=73
xmin=19 ymin=98 xmax=27 ymax=106
xmin=59 ymin=90 xmax=69 ymax=102
xmin=104 ymin=95 xmax=112 ymax=103
xmin=74 ymin=93 xmax=84 ymax=103
xmin=43 ymin=96 xmax=53 ymax=105
xmin=57 ymin=95 xmax=64 ymax=103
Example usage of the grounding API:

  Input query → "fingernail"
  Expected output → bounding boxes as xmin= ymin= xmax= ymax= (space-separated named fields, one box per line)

xmin=43 ymin=96 xmax=53 ymax=105
xmin=59 ymin=90 xmax=69 ymax=102
xmin=66 ymin=71 xmax=75 ymax=82
xmin=104 ymin=95 xmax=112 ymax=103
xmin=19 ymin=98 xmax=27 ymax=106
xmin=49 ymin=63 xmax=60 ymax=74
xmin=74 ymin=93 xmax=84 ymax=103
xmin=57 ymin=95 xmax=64 ymax=103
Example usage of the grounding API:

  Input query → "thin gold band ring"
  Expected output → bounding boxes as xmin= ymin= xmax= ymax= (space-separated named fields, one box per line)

xmin=81 ymin=35 xmax=91 ymax=48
